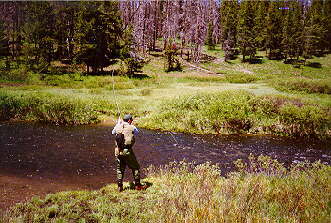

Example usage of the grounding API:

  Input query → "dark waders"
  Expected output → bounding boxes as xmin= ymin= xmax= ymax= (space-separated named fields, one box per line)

xmin=116 ymin=145 xmax=141 ymax=188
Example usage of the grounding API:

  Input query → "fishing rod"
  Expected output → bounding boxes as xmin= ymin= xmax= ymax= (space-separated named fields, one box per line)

xmin=111 ymin=69 xmax=178 ymax=147
xmin=111 ymin=69 xmax=121 ymax=120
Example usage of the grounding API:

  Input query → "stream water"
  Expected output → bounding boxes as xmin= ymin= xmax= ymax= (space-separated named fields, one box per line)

xmin=0 ymin=122 xmax=330 ymax=210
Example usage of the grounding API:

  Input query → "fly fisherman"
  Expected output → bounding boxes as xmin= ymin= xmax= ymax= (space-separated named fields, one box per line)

xmin=112 ymin=114 xmax=147 ymax=192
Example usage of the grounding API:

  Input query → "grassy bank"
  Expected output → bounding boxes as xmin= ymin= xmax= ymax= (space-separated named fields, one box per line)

xmin=0 ymin=89 xmax=107 ymax=125
xmin=270 ymin=77 xmax=331 ymax=94
xmin=1 ymin=48 xmax=331 ymax=136
xmin=3 ymin=156 xmax=331 ymax=222
xmin=1 ymin=86 xmax=330 ymax=137
xmin=140 ymin=90 xmax=330 ymax=138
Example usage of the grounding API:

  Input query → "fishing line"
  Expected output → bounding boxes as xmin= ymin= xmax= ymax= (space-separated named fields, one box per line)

xmin=111 ymin=69 xmax=121 ymax=118
xmin=169 ymin=131 xmax=179 ymax=145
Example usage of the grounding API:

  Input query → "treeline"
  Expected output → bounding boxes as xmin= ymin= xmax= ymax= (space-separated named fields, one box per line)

xmin=0 ymin=1 xmax=132 ymax=73
xmin=222 ymin=0 xmax=331 ymax=62
xmin=121 ymin=0 xmax=331 ymax=62
xmin=0 ymin=0 xmax=330 ymax=75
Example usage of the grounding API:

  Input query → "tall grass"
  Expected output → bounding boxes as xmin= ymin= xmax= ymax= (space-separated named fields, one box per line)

xmin=3 ymin=156 xmax=331 ymax=222
xmin=225 ymin=73 xmax=262 ymax=83
xmin=0 ymin=89 xmax=108 ymax=125
xmin=140 ymin=90 xmax=330 ymax=138
xmin=43 ymin=73 xmax=171 ymax=90
xmin=270 ymin=77 xmax=331 ymax=94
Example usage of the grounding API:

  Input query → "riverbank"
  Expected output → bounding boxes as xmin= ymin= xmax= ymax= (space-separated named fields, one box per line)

xmin=1 ymin=85 xmax=330 ymax=138
xmin=1 ymin=51 xmax=330 ymax=138
xmin=2 ymin=157 xmax=331 ymax=223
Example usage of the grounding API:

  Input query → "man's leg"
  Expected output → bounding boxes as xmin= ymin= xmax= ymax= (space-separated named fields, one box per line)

xmin=126 ymin=151 xmax=147 ymax=190
xmin=126 ymin=151 xmax=140 ymax=184
xmin=116 ymin=156 xmax=126 ymax=192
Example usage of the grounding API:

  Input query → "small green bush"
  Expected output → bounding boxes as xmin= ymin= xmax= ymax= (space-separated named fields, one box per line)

xmin=0 ymin=66 xmax=32 ymax=82
xmin=140 ymin=88 xmax=152 ymax=96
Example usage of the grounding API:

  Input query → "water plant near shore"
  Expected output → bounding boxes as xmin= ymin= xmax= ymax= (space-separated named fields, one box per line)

xmin=3 ymin=156 xmax=331 ymax=222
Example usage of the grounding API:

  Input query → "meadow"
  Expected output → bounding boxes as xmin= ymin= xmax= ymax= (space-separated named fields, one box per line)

xmin=0 ymin=47 xmax=330 ymax=138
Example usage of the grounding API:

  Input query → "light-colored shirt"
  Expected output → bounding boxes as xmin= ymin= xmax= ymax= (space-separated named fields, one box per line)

xmin=112 ymin=122 xmax=139 ymax=135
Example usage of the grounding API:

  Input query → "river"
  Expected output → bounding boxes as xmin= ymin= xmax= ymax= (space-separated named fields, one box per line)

xmin=0 ymin=122 xmax=330 ymax=211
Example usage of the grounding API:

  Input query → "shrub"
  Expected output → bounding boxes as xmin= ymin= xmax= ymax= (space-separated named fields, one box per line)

xmin=180 ymin=75 xmax=225 ymax=83
xmin=140 ymin=88 xmax=152 ymax=96
xmin=123 ymin=54 xmax=147 ymax=77
xmin=278 ymin=104 xmax=328 ymax=136
xmin=0 ymin=66 xmax=32 ymax=82
xmin=164 ymin=43 xmax=181 ymax=72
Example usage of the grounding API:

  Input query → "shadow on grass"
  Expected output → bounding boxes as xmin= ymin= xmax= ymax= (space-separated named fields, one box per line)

xmin=81 ymin=70 xmax=152 ymax=79
xmin=131 ymin=73 xmax=152 ymax=80
xmin=305 ymin=62 xmax=322 ymax=68
xmin=241 ymin=56 xmax=264 ymax=64
xmin=82 ymin=70 xmax=122 ymax=76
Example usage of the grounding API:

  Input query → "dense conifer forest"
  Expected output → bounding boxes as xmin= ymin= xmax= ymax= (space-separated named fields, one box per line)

xmin=0 ymin=0 xmax=330 ymax=74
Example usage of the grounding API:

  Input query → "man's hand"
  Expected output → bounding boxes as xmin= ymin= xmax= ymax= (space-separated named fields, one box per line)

xmin=115 ymin=147 xmax=120 ymax=156
xmin=117 ymin=117 xmax=123 ymax=124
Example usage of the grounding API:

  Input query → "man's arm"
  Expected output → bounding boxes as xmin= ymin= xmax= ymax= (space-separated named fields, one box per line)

xmin=133 ymin=126 xmax=139 ymax=135
xmin=112 ymin=126 xmax=117 ymax=135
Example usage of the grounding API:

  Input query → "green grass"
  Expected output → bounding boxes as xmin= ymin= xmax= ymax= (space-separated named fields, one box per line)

xmin=1 ymin=47 xmax=331 ymax=137
xmin=1 ymin=84 xmax=330 ymax=137
xmin=3 ymin=156 xmax=331 ymax=223
xmin=139 ymin=90 xmax=330 ymax=138
xmin=0 ymin=89 xmax=108 ymax=125
xmin=270 ymin=77 xmax=331 ymax=94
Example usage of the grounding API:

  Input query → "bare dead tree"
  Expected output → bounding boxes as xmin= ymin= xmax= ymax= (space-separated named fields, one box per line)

xmin=119 ymin=0 xmax=220 ymax=62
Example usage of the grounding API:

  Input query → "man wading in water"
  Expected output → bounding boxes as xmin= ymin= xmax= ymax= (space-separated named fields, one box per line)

xmin=112 ymin=114 xmax=148 ymax=192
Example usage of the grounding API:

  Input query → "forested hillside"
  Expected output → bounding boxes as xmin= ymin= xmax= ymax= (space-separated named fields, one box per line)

xmin=0 ymin=0 xmax=330 ymax=75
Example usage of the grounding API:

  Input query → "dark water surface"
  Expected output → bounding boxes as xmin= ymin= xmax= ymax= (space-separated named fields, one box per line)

xmin=0 ymin=122 xmax=330 ymax=210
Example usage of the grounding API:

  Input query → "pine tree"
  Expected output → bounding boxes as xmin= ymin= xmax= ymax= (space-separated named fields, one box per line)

xmin=206 ymin=22 xmax=215 ymax=50
xmin=22 ymin=1 xmax=55 ymax=70
xmin=281 ymin=0 xmax=304 ymax=61
xmin=52 ymin=1 xmax=78 ymax=62
xmin=220 ymin=0 xmax=239 ymax=61
xmin=322 ymin=0 xmax=331 ymax=52
xmin=303 ymin=0 xmax=327 ymax=58
xmin=74 ymin=1 xmax=128 ymax=73
xmin=237 ymin=0 xmax=257 ymax=62
xmin=266 ymin=1 xmax=285 ymax=59
xmin=254 ymin=1 xmax=268 ymax=50
xmin=0 ymin=20 xmax=9 ymax=59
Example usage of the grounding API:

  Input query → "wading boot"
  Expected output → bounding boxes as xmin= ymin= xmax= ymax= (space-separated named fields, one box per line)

xmin=118 ymin=183 xmax=123 ymax=192
xmin=135 ymin=183 xmax=148 ymax=191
